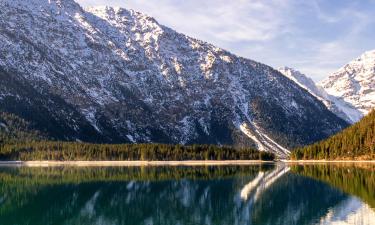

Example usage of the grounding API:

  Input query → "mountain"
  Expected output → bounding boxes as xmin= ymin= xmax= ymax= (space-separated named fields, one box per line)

xmin=291 ymin=109 xmax=375 ymax=160
xmin=0 ymin=0 xmax=348 ymax=157
xmin=319 ymin=50 xmax=375 ymax=120
xmin=278 ymin=67 xmax=325 ymax=99
xmin=278 ymin=67 xmax=362 ymax=123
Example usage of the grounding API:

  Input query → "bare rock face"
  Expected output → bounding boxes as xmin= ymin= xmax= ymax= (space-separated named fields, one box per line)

xmin=0 ymin=0 xmax=348 ymax=157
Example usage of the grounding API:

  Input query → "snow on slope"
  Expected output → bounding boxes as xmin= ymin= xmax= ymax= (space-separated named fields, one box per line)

xmin=278 ymin=67 xmax=362 ymax=123
xmin=319 ymin=50 xmax=375 ymax=120
xmin=0 ymin=0 xmax=348 ymax=157
xmin=278 ymin=67 xmax=325 ymax=100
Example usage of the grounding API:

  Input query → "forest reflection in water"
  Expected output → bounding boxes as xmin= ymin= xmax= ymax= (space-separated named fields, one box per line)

xmin=0 ymin=163 xmax=374 ymax=225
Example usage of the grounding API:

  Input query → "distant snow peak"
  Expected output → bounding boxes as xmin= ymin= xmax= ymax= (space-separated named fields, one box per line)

xmin=278 ymin=67 xmax=362 ymax=124
xmin=278 ymin=67 xmax=322 ymax=99
xmin=319 ymin=49 xmax=375 ymax=118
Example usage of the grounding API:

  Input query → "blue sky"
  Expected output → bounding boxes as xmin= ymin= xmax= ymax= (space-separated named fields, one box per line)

xmin=77 ymin=0 xmax=375 ymax=81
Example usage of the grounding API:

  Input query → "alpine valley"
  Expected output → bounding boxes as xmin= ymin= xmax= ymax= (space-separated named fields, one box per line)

xmin=0 ymin=0 xmax=352 ymax=158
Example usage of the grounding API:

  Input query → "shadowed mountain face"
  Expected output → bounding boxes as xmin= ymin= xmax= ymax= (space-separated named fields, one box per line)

xmin=0 ymin=0 xmax=348 ymax=156
xmin=0 ymin=165 xmax=374 ymax=225
xmin=0 ymin=67 xmax=108 ymax=142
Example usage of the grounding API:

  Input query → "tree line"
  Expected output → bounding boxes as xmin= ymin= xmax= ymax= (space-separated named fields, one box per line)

xmin=0 ymin=111 xmax=275 ymax=161
xmin=0 ymin=141 xmax=275 ymax=161
xmin=291 ymin=109 xmax=375 ymax=160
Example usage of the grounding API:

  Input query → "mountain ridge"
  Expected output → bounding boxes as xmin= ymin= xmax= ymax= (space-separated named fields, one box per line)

xmin=0 ymin=0 xmax=348 ymax=157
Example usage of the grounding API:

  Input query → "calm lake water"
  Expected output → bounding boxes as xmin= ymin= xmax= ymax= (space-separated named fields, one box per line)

xmin=0 ymin=164 xmax=374 ymax=225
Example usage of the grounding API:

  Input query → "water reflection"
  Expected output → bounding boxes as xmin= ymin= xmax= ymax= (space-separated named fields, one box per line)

xmin=317 ymin=197 xmax=375 ymax=225
xmin=240 ymin=165 xmax=290 ymax=201
xmin=290 ymin=164 xmax=375 ymax=225
xmin=0 ymin=164 xmax=373 ymax=225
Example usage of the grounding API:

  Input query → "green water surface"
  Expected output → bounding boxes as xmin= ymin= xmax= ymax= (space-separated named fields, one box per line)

xmin=0 ymin=164 xmax=374 ymax=225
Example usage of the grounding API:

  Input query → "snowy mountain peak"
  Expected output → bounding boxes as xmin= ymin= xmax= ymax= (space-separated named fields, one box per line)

xmin=2 ymin=0 xmax=81 ymax=10
xmin=86 ymin=6 xmax=165 ymax=38
xmin=358 ymin=49 xmax=375 ymax=64
xmin=319 ymin=49 xmax=375 ymax=117
xmin=278 ymin=67 xmax=361 ymax=123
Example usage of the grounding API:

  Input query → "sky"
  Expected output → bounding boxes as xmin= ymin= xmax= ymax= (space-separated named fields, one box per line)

xmin=77 ymin=0 xmax=375 ymax=81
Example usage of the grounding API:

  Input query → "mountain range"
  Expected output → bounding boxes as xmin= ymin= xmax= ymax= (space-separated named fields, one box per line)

xmin=279 ymin=50 xmax=375 ymax=124
xmin=0 ymin=0 xmax=355 ymax=157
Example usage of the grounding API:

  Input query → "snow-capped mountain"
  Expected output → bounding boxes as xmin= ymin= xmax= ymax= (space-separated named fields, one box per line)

xmin=320 ymin=50 xmax=375 ymax=120
xmin=278 ymin=67 xmax=362 ymax=123
xmin=0 ymin=0 xmax=348 ymax=157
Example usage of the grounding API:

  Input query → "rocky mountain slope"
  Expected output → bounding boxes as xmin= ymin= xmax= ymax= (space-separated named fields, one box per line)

xmin=0 ymin=0 xmax=348 ymax=157
xmin=278 ymin=67 xmax=362 ymax=123
xmin=320 ymin=50 xmax=375 ymax=119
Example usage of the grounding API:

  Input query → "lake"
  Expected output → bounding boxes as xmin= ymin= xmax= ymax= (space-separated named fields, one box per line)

xmin=0 ymin=163 xmax=374 ymax=225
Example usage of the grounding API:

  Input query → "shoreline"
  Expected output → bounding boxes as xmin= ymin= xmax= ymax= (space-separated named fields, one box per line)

xmin=283 ymin=160 xmax=375 ymax=163
xmin=0 ymin=160 xmax=373 ymax=167
xmin=0 ymin=160 xmax=274 ymax=167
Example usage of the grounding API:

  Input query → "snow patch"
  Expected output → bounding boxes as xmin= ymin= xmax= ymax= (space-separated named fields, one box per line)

xmin=126 ymin=134 xmax=135 ymax=143
xmin=82 ymin=108 xmax=101 ymax=133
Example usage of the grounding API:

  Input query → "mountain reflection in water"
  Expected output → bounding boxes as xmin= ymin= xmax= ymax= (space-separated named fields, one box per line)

xmin=0 ymin=164 xmax=373 ymax=225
